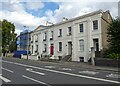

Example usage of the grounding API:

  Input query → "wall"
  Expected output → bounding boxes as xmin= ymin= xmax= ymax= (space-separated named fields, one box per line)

xmin=72 ymin=14 xmax=102 ymax=62
xmin=101 ymin=11 xmax=112 ymax=50
xmin=30 ymin=10 xmax=110 ymax=62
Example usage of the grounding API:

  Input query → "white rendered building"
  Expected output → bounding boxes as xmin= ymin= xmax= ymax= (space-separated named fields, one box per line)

xmin=30 ymin=10 xmax=112 ymax=62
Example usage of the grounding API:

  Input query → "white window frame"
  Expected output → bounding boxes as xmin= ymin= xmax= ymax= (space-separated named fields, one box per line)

xmin=43 ymin=32 xmax=47 ymax=41
xmin=43 ymin=44 xmax=47 ymax=52
xmin=50 ymin=31 xmax=53 ymax=39
xmin=79 ymin=23 xmax=84 ymax=32
xmin=79 ymin=39 xmax=84 ymax=51
xmin=67 ymin=27 xmax=72 ymax=35
xmin=58 ymin=29 xmax=62 ymax=37
xmin=93 ymin=20 xmax=98 ymax=30
xmin=58 ymin=42 xmax=62 ymax=52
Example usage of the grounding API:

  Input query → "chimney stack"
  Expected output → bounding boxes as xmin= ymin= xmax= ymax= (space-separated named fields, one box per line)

xmin=62 ymin=17 xmax=68 ymax=21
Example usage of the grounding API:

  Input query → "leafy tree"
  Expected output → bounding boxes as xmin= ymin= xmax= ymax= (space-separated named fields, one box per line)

xmin=1 ymin=19 xmax=17 ymax=56
xmin=107 ymin=17 xmax=120 ymax=54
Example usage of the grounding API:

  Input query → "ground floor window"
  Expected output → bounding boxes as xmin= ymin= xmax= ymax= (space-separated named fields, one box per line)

xmin=79 ymin=57 xmax=84 ymax=62
xmin=43 ymin=44 xmax=47 ymax=52
xmin=58 ymin=56 xmax=62 ymax=60
xmin=79 ymin=39 xmax=84 ymax=51
xmin=58 ymin=42 xmax=62 ymax=51
xmin=32 ymin=45 xmax=33 ymax=54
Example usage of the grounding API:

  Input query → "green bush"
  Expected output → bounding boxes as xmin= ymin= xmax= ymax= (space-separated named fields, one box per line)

xmin=107 ymin=53 xmax=120 ymax=59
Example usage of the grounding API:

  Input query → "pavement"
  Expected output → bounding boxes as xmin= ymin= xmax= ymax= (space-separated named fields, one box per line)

xmin=0 ymin=57 xmax=120 ymax=85
xmin=57 ymin=61 xmax=120 ymax=72
xmin=32 ymin=58 xmax=120 ymax=72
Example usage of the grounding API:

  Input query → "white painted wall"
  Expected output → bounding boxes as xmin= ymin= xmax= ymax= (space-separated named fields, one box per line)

xmin=30 ymin=12 xmax=106 ymax=62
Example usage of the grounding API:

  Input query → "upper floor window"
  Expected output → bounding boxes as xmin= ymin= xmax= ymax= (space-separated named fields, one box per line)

xmin=43 ymin=32 xmax=47 ymax=41
xmin=36 ymin=45 xmax=38 ymax=52
xmin=79 ymin=39 xmax=84 ymax=51
xmin=43 ymin=44 xmax=47 ymax=52
xmin=50 ymin=31 xmax=53 ymax=40
xmin=93 ymin=20 xmax=98 ymax=30
xmin=79 ymin=24 xmax=84 ymax=32
xmin=58 ymin=42 xmax=62 ymax=52
xmin=58 ymin=29 xmax=62 ymax=37
xmin=35 ymin=35 xmax=38 ymax=42
xmin=31 ymin=36 xmax=33 ymax=43
xmin=67 ymin=27 xmax=72 ymax=35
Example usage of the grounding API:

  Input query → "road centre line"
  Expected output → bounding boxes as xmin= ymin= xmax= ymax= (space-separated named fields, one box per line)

xmin=1 ymin=60 xmax=120 ymax=84
xmin=22 ymin=75 xmax=50 ymax=86
xmin=26 ymin=68 xmax=45 ymax=75
xmin=1 ymin=67 xmax=14 ymax=73
xmin=0 ymin=75 xmax=11 ymax=83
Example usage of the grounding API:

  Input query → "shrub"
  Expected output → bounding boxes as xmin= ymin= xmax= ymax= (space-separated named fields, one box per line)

xmin=107 ymin=53 xmax=120 ymax=59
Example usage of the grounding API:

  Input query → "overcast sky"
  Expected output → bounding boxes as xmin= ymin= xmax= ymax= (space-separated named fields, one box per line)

xmin=0 ymin=0 xmax=119 ymax=35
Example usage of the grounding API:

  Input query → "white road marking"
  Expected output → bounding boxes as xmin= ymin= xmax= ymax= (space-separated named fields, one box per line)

xmin=22 ymin=75 xmax=49 ymax=85
xmin=26 ymin=68 xmax=45 ymax=76
xmin=45 ymin=66 xmax=55 ymax=69
xmin=1 ymin=67 xmax=14 ymax=73
xmin=60 ymin=68 xmax=72 ymax=71
xmin=0 ymin=75 xmax=11 ymax=82
xmin=106 ymin=74 xmax=120 ymax=78
xmin=1 ymin=60 xmax=120 ymax=84
xmin=79 ymin=71 xmax=99 ymax=75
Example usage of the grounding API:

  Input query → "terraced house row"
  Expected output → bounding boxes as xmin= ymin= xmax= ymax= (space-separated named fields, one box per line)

xmin=17 ymin=10 xmax=112 ymax=62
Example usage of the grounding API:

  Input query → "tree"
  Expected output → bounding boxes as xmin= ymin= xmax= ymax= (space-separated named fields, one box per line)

xmin=107 ymin=17 xmax=120 ymax=53
xmin=1 ymin=19 xmax=17 ymax=56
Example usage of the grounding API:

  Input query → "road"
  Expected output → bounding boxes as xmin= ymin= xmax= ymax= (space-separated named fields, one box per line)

xmin=0 ymin=57 xmax=120 ymax=86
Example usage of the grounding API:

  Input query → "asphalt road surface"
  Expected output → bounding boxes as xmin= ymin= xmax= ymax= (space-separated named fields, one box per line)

xmin=0 ymin=57 xmax=120 ymax=86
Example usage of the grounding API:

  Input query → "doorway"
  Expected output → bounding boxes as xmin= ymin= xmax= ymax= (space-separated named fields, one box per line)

xmin=93 ymin=39 xmax=99 ymax=51
xmin=50 ymin=44 xmax=54 ymax=55
xmin=68 ymin=42 xmax=72 ymax=55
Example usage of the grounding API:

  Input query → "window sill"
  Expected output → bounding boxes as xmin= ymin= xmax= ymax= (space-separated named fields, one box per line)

xmin=43 ymin=39 xmax=46 ymax=41
xmin=50 ymin=38 xmax=53 ymax=40
xmin=67 ymin=34 xmax=72 ymax=36
xmin=57 ymin=51 xmax=62 ymax=53
xmin=79 ymin=32 xmax=84 ymax=33
xmin=92 ymin=29 xmax=98 ymax=31
xmin=58 ymin=36 xmax=62 ymax=38
xmin=43 ymin=51 xmax=46 ymax=53
xmin=78 ymin=50 xmax=84 ymax=52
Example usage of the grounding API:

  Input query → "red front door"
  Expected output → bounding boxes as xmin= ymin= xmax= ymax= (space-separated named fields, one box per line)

xmin=50 ymin=44 xmax=54 ymax=55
